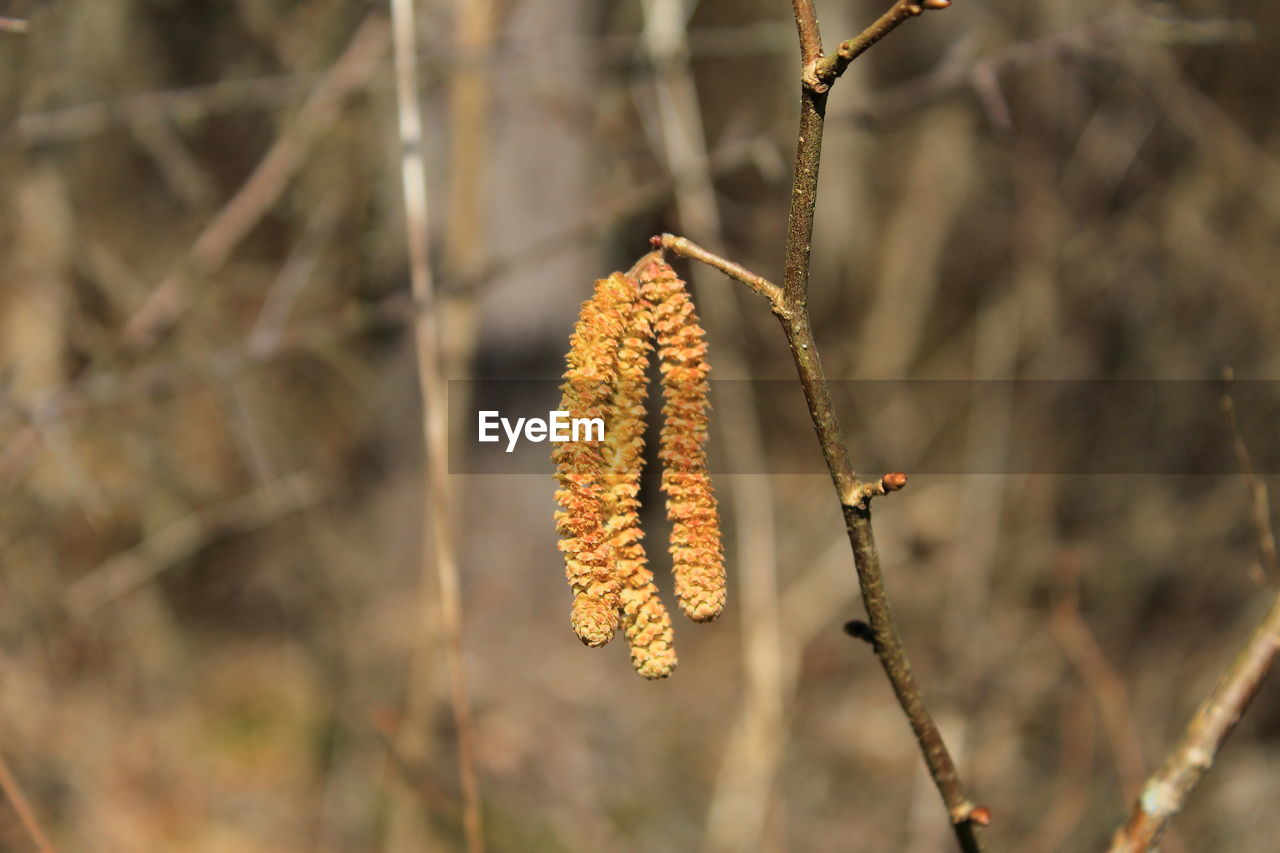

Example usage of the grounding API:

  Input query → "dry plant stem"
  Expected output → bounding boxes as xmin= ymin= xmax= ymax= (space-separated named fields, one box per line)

xmin=1107 ymin=591 xmax=1280 ymax=853
xmin=1108 ymin=386 xmax=1280 ymax=852
xmin=388 ymin=0 xmax=483 ymax=850
xmin=666 ymin=3 xmax=986 ymax=849
xmin=0 ymin=752 xmax=56 ymax=853
xmin=784 ymin=2 xmax=983 ymax=845
xmin=791 ymin=0 xmax=824 ymax=65
xmin=656 ymin=234 xmax=784 ymax=310
xmin=810 ymin=1 xmax=939 ymax=92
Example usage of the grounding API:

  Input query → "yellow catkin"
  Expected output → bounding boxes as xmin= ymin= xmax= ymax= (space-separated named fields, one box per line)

xmin=601 ymin=281 xmax=678 ymax=679
xmin=637 ymin=256 xmax=726 ymax=622
xmin=553 ymin=272 xmax=636 ymax=646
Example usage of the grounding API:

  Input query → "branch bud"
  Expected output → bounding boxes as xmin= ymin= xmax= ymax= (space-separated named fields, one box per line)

xmin=881 ymin=472 xmax=908 ymax=492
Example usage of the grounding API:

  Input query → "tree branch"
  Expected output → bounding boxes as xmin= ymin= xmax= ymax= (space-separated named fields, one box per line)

xmin=653 ymin=233 xmax=785 ymax=312
xmin=388 ymin=0 xmax=484 ymax=850
xmin=660 ymin=4 xmax=985 ymax=835
xmin=1106 ymin=378 xmax=1280 ymax=852
xmin=809 ymin=0 xmax=952 ymax=93
xmin=790 ymin=0 xmax=825 ymax=67
xmin=778 ymin=2 xmax=987 ymax=850
xmin=1106 ymin=591 xmax=1280 ymax=853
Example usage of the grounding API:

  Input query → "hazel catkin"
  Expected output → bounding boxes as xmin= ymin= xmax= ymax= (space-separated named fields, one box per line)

xmin=637 ymin=257 xmax=726 ymax=623
xmin=553 ymin=272 xmax=636 ymax=646
xmin=600 ymin=282 xmax=677 ymax=678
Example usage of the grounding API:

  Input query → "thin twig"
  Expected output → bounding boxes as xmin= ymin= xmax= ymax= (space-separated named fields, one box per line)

xmin=0 ymin=751 xmax=57 ymax=853
xmin=808 ymin=0 xmax=949 ymax=93
xmin=1106 ymin=591 xmax=1280 ymax=852
xmin=790 ymin=0 xmax=824 ymax=66
xmin=387 ymin=1 xmax=484 ymax=851
xmin=655 ymin=234 xmax=785 ymax=311
xmin=787 ymin=2 xmax=986 ymax=850
xmin=1106 ymin=385 xmax=1280 ymax=852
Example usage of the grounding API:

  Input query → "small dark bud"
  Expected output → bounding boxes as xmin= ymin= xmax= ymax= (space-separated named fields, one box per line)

xmin=843 ymin=619 xmax=875 ymax=644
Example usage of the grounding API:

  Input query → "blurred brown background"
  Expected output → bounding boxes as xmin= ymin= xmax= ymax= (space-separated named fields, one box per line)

xmin=2 ymin=0 xmax=1279 ymax=851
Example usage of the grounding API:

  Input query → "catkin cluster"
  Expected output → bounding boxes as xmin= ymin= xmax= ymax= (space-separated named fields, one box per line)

xmin=553 ymin=255 xmax=724 ymax=679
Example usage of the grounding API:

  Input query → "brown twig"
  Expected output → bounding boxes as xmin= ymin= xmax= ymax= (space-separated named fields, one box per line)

xmin=808 ymin=0 xmax=950 ymax=93
xmin=790 ymin=0 xmax=824 ymax=67
xmin=671 ymin=2 xmax=987 ymax=850
xmin=1106 ymin=591 xmax=1280 ymax=852
xmin=656 ymin=1 xmax=984 ymax=838
xmin=388 ymin=0 xmax=484 ymax=851
xmin=654 ymin=234 xmax=785 ymax=312
xmin=1106 ymin=383 xmax=1280 ymax=852
xmin=0 ymin=751 xmax=57 ymax=853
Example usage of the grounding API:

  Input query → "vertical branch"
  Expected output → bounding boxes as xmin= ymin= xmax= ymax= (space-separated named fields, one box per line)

xmin=387 ymin=2 xmax=484 ymax=852
xmin=791 ymin=0 xmax=824 ymax=66
xmin=781 ymin=3 xmax=986 ymax=851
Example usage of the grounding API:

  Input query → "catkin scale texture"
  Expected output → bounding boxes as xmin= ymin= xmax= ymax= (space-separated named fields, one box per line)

xmin=601 ymin=284 xmax=678 ymax=679
xmin=638 ymin=258 xmax=726 ymax=623
xmin=553 ymin=272 xmax=636 ymax=647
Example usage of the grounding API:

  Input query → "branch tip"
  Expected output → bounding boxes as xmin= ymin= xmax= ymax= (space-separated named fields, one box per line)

xmin=881 ymin=471 xmax=908 ymax=492
xmin=812 ymin=0 xmax=953 ymax=89
xmin=845 ymin=472 xmax=908 ymax=508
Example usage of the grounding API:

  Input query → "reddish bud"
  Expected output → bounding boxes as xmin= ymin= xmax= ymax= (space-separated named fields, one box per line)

xmin=969 ymin=806 xmax=992 ymax=826
xmin=881 ymin=472 xmax=908 ymax=492
xmin=922 ymin=0 xmax=952 ymax=8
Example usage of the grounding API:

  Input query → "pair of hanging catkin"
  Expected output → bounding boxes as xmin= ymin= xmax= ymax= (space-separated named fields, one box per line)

xmin=552 ymin=253 xmax=725 ymax=680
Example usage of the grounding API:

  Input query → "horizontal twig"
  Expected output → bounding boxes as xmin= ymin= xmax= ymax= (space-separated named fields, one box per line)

xmin=653 ymin=233 xmax=785 ymax=313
